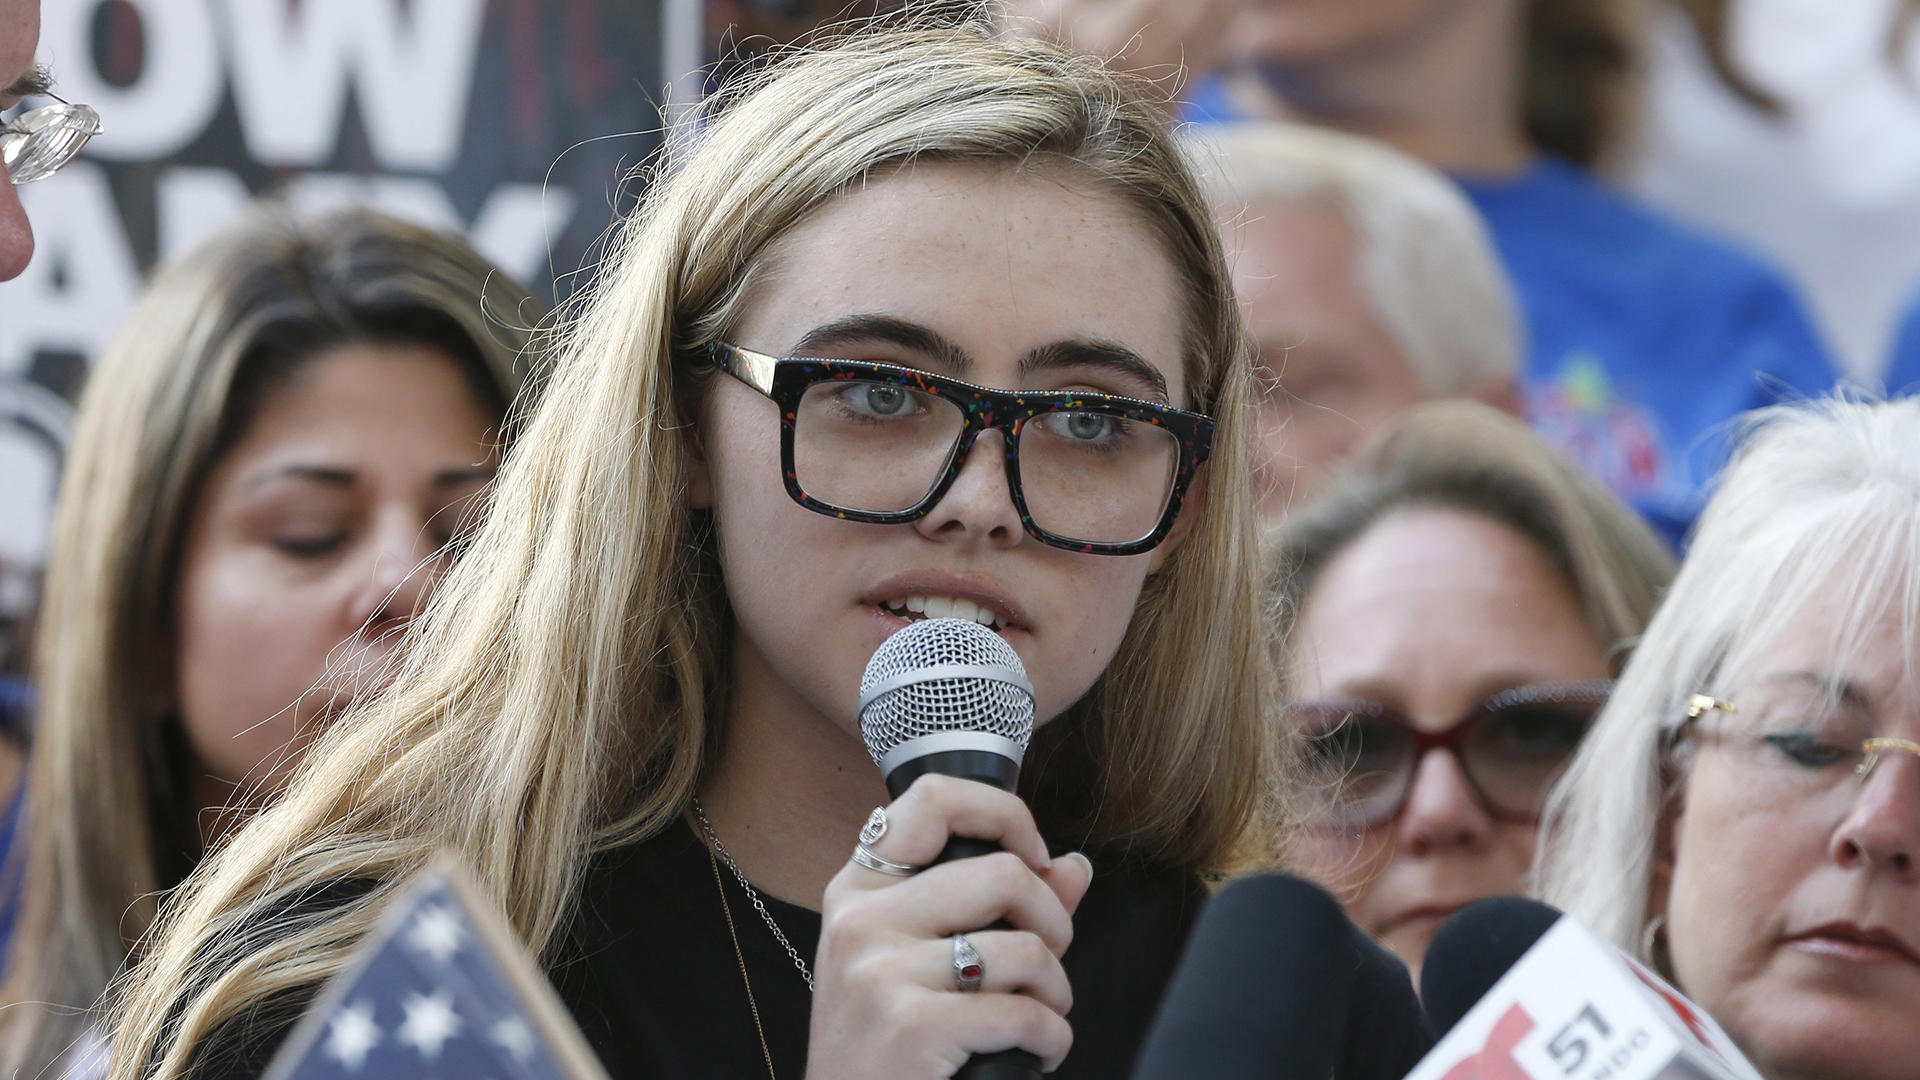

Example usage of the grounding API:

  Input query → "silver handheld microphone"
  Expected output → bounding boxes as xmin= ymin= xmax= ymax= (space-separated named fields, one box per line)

xmin=858 ymin=616 xmax=1035 ymax=797
xmin=857 ymin=617 xmax=1042 ymax=1080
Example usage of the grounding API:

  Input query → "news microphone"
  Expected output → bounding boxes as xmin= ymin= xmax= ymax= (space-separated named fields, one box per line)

xmin=1421 ymin=896 xmax=1562 ymax=1038
xmin=1132 ymin=874 xmax=1432 ymax=1080
xmin=1406 ymin=899 xmax=1764 ymax=1080
xmin=859 ymin=617 xmax=1038 ymax=1080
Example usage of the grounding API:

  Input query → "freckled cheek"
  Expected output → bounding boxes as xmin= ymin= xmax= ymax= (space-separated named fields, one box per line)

xmin=1029 ymin=559 xmax=1151 ymax=723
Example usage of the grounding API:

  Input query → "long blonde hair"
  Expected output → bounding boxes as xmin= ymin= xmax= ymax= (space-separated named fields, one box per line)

xmin=109 ymin=24 xmax=1276 ymax=1079
xmin=1537 ymin=395 xmax=1920 ymax=962
xmin=2 ymin=208 xmax=542 ymax=1078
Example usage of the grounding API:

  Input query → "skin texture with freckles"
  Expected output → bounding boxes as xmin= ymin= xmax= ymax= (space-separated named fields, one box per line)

xmin=174 ymin=343 xmax=497 ymax=837
xmin=1288 ymin=507 xmax=1608 ymax=982
xmin=0 ymin=0 xmax=41 ymax=280
xmin=693 ymin=161 xmax=1194 ymax=911
xmin=1661 ymin=586 xmax=1920 ymax=1080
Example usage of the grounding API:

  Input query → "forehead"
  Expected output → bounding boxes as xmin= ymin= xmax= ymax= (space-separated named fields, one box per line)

xmin=1725 ymin=565 xmax=1920 ymax=702
xmin=734 ymin=161 xmax=1190 ymax=397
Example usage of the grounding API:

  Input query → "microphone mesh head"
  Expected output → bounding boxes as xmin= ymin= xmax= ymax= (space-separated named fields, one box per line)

xmin=859 ymin=617 xmax=1034 ymax=766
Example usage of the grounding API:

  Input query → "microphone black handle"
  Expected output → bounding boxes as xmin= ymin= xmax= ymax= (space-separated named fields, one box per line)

xmin=886 ymin=751 xmax=1041 ymax=1080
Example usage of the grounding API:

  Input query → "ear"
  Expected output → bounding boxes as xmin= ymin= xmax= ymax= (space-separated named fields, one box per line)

xmin=1469 ymin=377 xmax=1526 ymax=420
xmin=1647 ymin=766 xmax=1686 ymax=934
xmin=1146 ymin=466 xmax=1208 ymax=573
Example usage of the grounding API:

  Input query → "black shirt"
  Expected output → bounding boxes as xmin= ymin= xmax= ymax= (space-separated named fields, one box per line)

xmin=188 ymin=821 xmax=1207 ymax=1079
xmin=552 ymin=820 xmax=1208 ymax=1080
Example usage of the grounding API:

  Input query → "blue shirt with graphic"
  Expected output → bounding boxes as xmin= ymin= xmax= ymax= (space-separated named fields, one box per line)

xmin=1459 ymin=159 xmax=1834 ymax=549
xmin=1180 ymin=79 xmax=1836 ymax=550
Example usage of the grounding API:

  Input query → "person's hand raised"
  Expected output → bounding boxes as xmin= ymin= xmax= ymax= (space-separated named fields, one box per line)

xmin=805 ymin=774 xmax=1095 ymax=1079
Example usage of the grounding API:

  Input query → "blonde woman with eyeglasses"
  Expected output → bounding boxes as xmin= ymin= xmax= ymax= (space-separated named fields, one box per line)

xmin=105 ymin=20 xmax=1281 ymax=1080
xmin=1538 ymin=396 xmax=1920 ymax=1080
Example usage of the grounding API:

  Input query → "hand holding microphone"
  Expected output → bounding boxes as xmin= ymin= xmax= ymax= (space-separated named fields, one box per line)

xmin=807 ymin=619 xmax=1090 ymax=1080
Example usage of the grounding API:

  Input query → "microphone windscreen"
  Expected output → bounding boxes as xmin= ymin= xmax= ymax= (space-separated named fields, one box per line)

xmin=1419 ymin=897 xmax=1564 ymax=1039
xmin=1134 ymin=874 xmax=1429 ymax=1080
xmin=858 ymin=617 xmax=1033 ymax=766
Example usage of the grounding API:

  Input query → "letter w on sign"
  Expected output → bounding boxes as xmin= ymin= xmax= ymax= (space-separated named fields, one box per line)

xmin=262 ymin=859 xmax=608 ymax=1080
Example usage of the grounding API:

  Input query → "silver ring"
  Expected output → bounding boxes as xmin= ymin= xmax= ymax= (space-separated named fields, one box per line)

xmin=860 ymin=807 xmax=888 ymax=846
xmin=952 ymin=934 xmax=984 ymax=992
xmin=851 ymin=843 xmax=920 ymax=877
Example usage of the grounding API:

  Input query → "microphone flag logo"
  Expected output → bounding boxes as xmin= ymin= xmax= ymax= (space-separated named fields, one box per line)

xmin=261 ymin=858 xmax=609 ymax=1080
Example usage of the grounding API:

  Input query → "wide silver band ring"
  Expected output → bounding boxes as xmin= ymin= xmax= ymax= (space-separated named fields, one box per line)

xmin=953 ymin=934 xmax=984 ymax=992
xmin=851 ymin=843 xmax=920 ymax=877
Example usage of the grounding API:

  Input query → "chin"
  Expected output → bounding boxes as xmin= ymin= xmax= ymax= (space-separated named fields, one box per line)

xmin=1732 ymin=985 xmax=1920 ymax=1080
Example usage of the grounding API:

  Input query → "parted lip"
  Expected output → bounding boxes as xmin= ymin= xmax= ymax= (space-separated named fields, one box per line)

xmin=1787 ymin=922 xmax=1920 ymax=964
xmin=861 ymin=570 xmax=1032 ymax=633
xmin=1380 ymin=901 xmax=1469 ymax=937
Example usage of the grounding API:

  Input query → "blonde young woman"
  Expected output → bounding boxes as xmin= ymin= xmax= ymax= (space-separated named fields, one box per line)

xmin=1272 ymin=401 xmax=1672 ymax=982
xmin=1538 ymin=397 xmax=1920 ymax=1080
xmin=0 ymin=208 xmax=543 ymax=1079
xmin=108 ymin=24 xmax=1277 ymax=1080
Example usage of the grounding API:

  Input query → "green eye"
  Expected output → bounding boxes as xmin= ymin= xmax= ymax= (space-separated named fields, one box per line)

xmin=860 ymin=385 xmax=909 ymax=415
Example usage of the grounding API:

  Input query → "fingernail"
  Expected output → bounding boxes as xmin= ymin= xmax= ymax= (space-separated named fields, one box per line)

xmin=1064 ymin=851 xmax=1093 ymax=879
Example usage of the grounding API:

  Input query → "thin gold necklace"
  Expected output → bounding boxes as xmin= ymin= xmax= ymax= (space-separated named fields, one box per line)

xmin=709 ymin=843 xmax=780 ymax=1080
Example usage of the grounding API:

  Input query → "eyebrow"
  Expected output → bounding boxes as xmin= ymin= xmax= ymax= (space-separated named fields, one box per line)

xmin=3 ymin=65 xmax=53 ymax=105
xmin=1766 ymin=670 xmax=1873 ymax=709
xmin=1022 ymin=339 xmax=1169 ymax=402
xmin=241 ymin=464 xmax=494 ymax=493
xmin=789 ymin=315 xmax=1172 ymax=402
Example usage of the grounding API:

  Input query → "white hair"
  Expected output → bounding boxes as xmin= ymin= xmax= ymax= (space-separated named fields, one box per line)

xmin=1182 ymin=122 xmax=1520 ymax=397
xmin=1535 ymin=395 xmax=1920 ymax=959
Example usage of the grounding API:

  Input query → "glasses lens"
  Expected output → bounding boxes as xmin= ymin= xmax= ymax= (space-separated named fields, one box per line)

xmin=3 ymin=103 xmax=102 ymax=184
xmin=792 ymin=379 xmax=966 ymax=514
xmin=1298 ymin=708 xmax=1417 ymax=831
xmin=1016 ymin=410 xmax=1179 ymax=546
xmin=1461 ymin=696 xmax=1599 ymax=818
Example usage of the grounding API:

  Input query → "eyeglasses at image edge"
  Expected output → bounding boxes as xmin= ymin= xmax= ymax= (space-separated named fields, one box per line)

xmin=710 ymin=342 xmax=1214 ymax=556
xmin=1 ymin=95 xmax=102 ymax=185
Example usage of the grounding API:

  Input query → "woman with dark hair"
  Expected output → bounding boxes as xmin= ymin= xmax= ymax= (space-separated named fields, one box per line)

xmin=1010 ymin=0 xmax=1836 ymax=549
xmin=0 ymin=207 xmax=545 ymax=1079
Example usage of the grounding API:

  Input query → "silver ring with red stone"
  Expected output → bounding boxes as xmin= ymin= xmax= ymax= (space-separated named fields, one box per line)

xmin=952 ymin=934 xmax=985 ymax=992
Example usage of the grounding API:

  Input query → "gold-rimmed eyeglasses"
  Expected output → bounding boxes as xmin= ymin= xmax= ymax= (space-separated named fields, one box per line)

xmin=1 ymin=95 xmax=102 ymax=185
xmin=1671 ymin=692 xmax=1920 ymax=794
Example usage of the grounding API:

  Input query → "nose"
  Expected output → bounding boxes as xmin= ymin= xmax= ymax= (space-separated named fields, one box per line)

xmin=1831 ymin=750 xmax=1920 ymax=881
xmin=1396 ymin=748 xmax=1497 ymax=858
xmin=914 ymin=429 xmax=1024 ymax=549
xmin=0 ymin=162 xmax=34 ymax=281
xmin=344 ymin=509 xmax=443 ymax=640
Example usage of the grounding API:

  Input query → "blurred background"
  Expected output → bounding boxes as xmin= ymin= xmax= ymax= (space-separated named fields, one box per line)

xmin=7 ymin=0 xmax=1920 ymax=690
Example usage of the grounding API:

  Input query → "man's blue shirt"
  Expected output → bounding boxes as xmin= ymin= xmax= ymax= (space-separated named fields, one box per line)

xmin=1458 ymin=159 xmax=1833 ymax=549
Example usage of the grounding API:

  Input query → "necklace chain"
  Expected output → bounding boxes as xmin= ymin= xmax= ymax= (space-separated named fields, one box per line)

xmin=693 ymin=798 xmax=817 ymax=993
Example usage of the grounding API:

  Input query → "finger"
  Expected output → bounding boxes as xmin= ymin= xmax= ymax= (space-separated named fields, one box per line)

xmin=1038 ymin=850 xmax=1094 ymax=916
xmin=848 ymin=850 xmax=1076 ymax=953
xmin=946 ymin=992 xmax=1076 ymax=1073
xmin=926 ymin=930 xmax=1074 ymax=1016
xmin=855 ymin=774 xmax=1050 ymax=878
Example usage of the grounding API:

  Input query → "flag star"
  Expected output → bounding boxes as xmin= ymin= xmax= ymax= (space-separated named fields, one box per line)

xmin=406 ymin=905 xmax=464 ymax=963
xmin=491 ymin=1015 xmax=536 ymax=1063
xmin=397 ymin=992 xmax=463 ymax=1059
xmin=324 ymin=1003 xmax=381 ymax=1070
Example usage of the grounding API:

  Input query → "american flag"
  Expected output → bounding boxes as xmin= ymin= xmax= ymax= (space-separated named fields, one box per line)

xmin=262 ymin=861 xmax=608 ymax=1080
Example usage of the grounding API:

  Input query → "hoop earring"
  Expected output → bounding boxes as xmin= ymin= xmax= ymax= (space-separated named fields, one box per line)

xmin=1642 ymin=913 xmax=1672 ymax=975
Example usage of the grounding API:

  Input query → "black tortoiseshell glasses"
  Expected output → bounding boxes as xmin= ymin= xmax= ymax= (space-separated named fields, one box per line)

xmin=711 ymin=343 xmax=1214 ymax=555
xmin=1292 ymin=681 xmax=1614 ymax=832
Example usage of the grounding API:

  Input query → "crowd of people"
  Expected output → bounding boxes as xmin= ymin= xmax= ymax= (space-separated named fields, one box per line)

xmin=3 ymin=3 xmax=1918 ymax=1080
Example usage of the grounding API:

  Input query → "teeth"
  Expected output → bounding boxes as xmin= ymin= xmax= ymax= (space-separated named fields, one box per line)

xmin=883 ymin=594 xmax=1004 ymax=630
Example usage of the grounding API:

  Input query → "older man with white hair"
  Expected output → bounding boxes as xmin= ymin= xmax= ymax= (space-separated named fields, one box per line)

xmin=1187 ymin=122 xmax=1522 ymax=526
